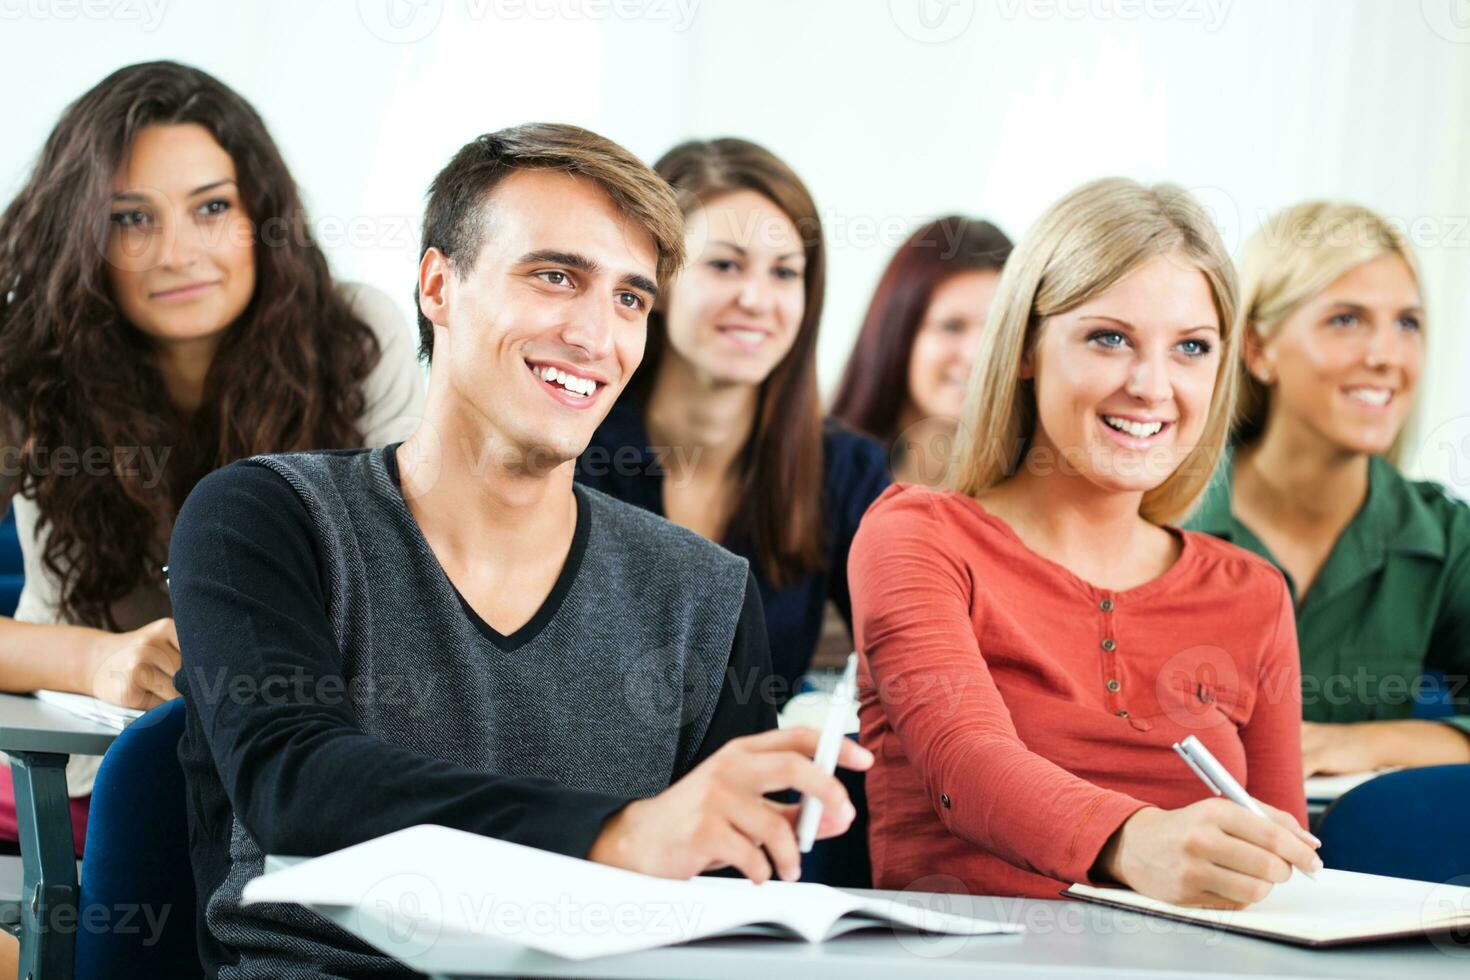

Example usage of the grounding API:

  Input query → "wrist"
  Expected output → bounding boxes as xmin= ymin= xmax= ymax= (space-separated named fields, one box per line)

xmin=587 ymin=800 xmax=639 ymax=870
xmin=67 ymin=629 xmax=111 ymax=695
xmin=1095 ymin=806 xmax=1157 ymax=886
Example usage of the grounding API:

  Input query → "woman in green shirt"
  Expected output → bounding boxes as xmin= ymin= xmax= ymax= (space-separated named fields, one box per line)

xmin=1187 ymin=201 xmax=1470 ymax=776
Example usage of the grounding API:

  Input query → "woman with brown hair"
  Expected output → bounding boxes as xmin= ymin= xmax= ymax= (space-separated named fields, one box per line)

xmin=576 ymin=138 xmax=889 ymax=703
xmin=0 ymin=61 xmax=424 ymax=854
xmin=832 ymin=216 xmax=1013 ymax=485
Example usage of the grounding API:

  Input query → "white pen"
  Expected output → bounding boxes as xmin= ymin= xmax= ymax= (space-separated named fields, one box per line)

xmin=1173 ymin=734 xmax=1318 ymax=882
xmin=796 ymin=652 xmax=860 ymax=854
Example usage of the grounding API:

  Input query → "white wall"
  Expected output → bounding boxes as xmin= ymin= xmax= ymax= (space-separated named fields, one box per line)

xmin=3 ymin=0 xmax=1468 ymax=483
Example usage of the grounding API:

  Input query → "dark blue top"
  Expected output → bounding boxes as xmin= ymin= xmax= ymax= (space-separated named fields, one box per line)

xmin=577 ymin=398 xmax=892 ymax=704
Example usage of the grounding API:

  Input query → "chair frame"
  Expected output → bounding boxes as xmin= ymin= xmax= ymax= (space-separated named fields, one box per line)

xmin=6 ymin=749 xmax=80 ymax=979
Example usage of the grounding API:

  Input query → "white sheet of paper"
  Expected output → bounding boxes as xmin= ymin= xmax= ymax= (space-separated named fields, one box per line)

xmin=1068 ymin=868 xmax=1470 ymax=944
xmin=34 ymin=690 xmax=145 ymax=731
xmin=243 ymin=824 xmax=1020 ymax=961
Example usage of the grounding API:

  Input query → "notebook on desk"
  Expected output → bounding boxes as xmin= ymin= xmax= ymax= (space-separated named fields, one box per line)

xmin=1064 ymin=868 xmax=1470 ymax=947
xmin=1304 ymin=767 xmax=1402 ymax=802
xmin=34 ymin=690 xmax=145 ymax=731
xmin=243 ymin=824 xmax=1023 ymax=961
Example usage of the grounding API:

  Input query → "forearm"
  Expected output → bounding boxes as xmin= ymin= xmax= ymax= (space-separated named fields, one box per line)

xmin=213 ymin=704 xmax=631 ymax=858
xmin=0 ymin=617 xmax=103 ymax=694
xmin=1366 ymin=719 xmax=1470 ymax=768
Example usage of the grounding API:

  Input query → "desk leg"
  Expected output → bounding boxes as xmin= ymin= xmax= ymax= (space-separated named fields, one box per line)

xmin=10 ymin=752 xmax=76 ymax=980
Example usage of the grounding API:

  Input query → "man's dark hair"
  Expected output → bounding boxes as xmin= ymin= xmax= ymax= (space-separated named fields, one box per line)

xmin=414 ymin=122 xmax=685 ymax=362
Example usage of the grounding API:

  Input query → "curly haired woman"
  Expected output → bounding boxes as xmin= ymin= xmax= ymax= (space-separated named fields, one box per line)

xmin=0 ymin=61 xmax=424 ymax=858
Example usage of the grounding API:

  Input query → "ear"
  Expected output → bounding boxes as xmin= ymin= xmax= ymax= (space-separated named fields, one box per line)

xmin=1241 ymin=321 xmax=1275 ymax=384
xmin=1018 ymin=344 xmax=1036 ymax=381
xmin=418 ymin=247 xmax=452 ymax=331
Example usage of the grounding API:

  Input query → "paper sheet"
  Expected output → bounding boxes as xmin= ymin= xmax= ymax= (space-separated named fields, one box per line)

xmin=243 ymin=824 xmax=1020 ymax=961
xmin=1068 ymin=868 xmax=1470 ymax=944
xmin=34 ymin=690 xmax=145 ymax=731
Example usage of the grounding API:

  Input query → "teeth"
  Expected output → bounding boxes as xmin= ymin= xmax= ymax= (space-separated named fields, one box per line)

xmin=535 ymin=365 xmax=596 ymax=397
xmin=1103 ymin=416 xmax=1164 ymax=438
xmin=1346 ymin=387 xmax=1390 ymax=406
xmin=725 ymin=329 xmax=765 ymax=345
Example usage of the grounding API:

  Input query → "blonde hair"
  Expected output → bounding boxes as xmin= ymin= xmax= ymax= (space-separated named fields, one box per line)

xmin=1235 ymin=202 xmax=1421 ymax=463
xmin=947 ymin=178 xmax=1240 ymax=525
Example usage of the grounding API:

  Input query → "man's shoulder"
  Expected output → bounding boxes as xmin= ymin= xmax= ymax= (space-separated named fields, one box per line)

xmin=577 ymin=483 xmax=749 ymax=583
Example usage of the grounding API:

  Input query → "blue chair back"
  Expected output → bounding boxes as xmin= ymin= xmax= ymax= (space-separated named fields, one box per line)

xmin=1411 ymin=668 xmax=1457 ymax=720
xmin=0 ymin=504 xmax=22 ymax=617
xmin=1316 ymin=764 xmax=1470 ymax=882
xmin=75 ymin=698 xmax=197 ymax=979
xmin=800 ymin=767 xmax=871 ymax=888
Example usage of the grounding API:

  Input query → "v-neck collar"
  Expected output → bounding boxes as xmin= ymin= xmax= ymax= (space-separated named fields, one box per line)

xmin=1191 ymin=446 xmax=1447 ymax=609
xmin=379 ymin=444 xmax=590 ymax=651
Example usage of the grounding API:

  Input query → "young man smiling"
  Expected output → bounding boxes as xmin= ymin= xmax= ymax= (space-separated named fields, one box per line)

xmin=168 ymin=124 xmax=868 ymax=979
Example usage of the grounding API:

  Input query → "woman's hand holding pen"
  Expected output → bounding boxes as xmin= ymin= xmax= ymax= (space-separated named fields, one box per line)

xmin=588 ymin=726 xmax=873 ymax=885
xmin=1094 ymin=798 xmax=1324 ymax=909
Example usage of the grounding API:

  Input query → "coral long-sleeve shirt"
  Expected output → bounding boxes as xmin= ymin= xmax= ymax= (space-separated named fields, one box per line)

xmin=849 ymin=484 xmax=1307 ymax=898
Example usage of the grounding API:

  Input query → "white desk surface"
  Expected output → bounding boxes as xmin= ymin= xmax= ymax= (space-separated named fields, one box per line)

xmin=297 ymin=885 xmax=1469 ymax=980
xmin=0 ymin=691 xmax=119 ymax=756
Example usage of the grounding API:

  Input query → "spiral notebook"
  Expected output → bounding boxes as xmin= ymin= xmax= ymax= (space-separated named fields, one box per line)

xmin=1064 ymin=868 xmax=1470 ymax=947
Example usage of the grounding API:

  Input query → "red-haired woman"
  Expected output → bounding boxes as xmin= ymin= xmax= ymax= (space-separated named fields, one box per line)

xmin=0 ymin=62 xmax=424 ymax=859
xmin=576 ymin=139 xmax=889 ymax=703
xmin=832 ymin=216 xmax=1012 ymax=486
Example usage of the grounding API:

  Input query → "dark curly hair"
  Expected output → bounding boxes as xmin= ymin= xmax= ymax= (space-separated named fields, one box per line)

xmin=0 ymin=61 xmax=381 ymax=629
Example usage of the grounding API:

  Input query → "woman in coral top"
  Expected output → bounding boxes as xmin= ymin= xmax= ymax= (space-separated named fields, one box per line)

xmin=849 ymin=178 xmax=1322 ymax=910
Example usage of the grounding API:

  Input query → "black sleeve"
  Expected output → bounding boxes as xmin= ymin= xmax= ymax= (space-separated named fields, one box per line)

xmin=681 ymin=567 xmax=778 ymax=774
xmin=827 ymin=434 xmax=894 ymax=634
xmin=168 ymin=462 xmax=631 ymax=861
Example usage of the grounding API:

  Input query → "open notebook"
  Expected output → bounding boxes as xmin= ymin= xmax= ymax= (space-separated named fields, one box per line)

xmin=243 ymin=824 xmax=1020 ymax=961
xmin=34 ymin=690 xmax=145 ymax=731
xmin=1065 ymin=868 xmax=1470 ymax=947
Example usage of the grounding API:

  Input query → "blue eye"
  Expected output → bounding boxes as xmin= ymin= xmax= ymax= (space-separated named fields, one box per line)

xmin=1089 ymin=330 xmax=1127 ymax=349
xmin=1177 ymin=338 xmax=1213 ymax=357
xmin=1327 ymin=313 xmax=1359 ymax=328
xmin=1397 ymin=316 xmax=1422 ymax=332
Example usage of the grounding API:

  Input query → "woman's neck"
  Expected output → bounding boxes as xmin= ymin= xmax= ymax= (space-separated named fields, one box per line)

xmin=643 ymin=350 xmax=760 ymax=479
xmin=992 ymin=448 xmax=1154 ymax=571
xmin=153 ymin=334 xmax=223 ymax=414
xmin=1237 ymin=413 xmax=1369 ymax=528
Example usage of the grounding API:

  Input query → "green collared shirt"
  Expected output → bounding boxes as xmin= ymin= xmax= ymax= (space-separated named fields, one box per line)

xmin=1186 ymin=449 xmax=1470 ymax=733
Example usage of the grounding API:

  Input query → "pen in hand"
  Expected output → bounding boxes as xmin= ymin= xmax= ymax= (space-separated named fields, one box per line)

xmin=1173 ymin=734 xmax=1320 ymax=882
xmin=796 ymin=652 xmax=861 ymax=854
